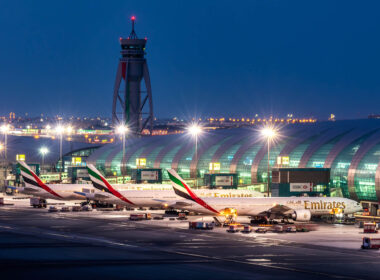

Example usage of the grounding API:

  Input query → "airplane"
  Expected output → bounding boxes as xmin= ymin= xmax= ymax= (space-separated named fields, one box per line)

xmin=13 ymin=160 xmax=95 ymax=200
xmin=167 ymin=169 xmax=363 ymax=222
xmin=82 ymin=164 xmax=264 ymax=208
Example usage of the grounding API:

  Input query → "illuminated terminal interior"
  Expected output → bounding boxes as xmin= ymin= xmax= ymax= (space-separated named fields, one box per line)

xmin=87 ymin=119 xmax=380 ymax=203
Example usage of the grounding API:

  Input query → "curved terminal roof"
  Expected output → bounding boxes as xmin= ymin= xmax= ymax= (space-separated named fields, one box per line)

xmin=87 ymin=119 xmax=380 ymax=202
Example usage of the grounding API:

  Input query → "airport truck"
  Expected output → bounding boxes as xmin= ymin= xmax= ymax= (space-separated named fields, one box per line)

xmin=129 ymin=213 xmax=152 ymax=221
xmin=362 ymin=237 xmax=380 ymax=249
xmin=363 ymin=223 xmax=378 ymax=234
xmin=188 ymin=222 xmax=214 ymax=230
xmin=30 ymin=197 xmax=47 ymax=208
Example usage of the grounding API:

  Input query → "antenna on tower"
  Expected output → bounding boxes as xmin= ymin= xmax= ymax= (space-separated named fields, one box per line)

xmin=129 ymin=16 xmax=138 ymax=39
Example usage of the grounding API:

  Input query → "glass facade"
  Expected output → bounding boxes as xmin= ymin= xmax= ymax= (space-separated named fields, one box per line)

xmin=354 ymin=143 xmax=380 ymax=201
xmin=235 ymin=143 xmax=263 ymax=185
xmin=219 ymin=138 xmax=250 ymax=173
xmin=288 ymin=136 xmax=317 ymax=167
xmin=306 ymin=132 xmax=349 ymax=168
xmin=197 ymin=137 xmax=232 ymax=177
xmin=160 ymin=144 xmax=184 ymax=180
xmin=330 ymin=136 xmax=368 ymax=198
xmin=257 ymin=142 xmax=286 ymax=183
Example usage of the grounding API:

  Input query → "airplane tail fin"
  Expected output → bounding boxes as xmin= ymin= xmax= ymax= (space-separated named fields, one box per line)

xmin=167 ymin=169 xmax=219 ymax=214
xmin=17 ymin=160 xmax=61 ymax=198
xmin=86 ymin=164 xmax=135 ymax=205
xmin=86 ymin=164 xmax=111 ymax=192
xmin=167 ymin=169 xmax=197 ymax=201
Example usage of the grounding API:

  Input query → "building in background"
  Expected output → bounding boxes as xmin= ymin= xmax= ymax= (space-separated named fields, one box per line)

xmin=87 ymin=119 xmax=380 ymax=212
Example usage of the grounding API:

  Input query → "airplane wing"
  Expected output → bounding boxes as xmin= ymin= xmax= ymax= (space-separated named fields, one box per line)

xmin=151 ymin=199 xmax=193 ymax=208
xmin=24 ymin=187 xmax=40 ymax=192
xmin=257 ymin=204 xmax=294 ymax=218
xmin=74 ymin=191 xmax=112 ymax=200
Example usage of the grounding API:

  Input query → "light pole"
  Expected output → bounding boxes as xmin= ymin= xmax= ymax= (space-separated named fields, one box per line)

xmin=188 ymin=124 xmax=202 ymax=187
xmin=116 ymin=125 xmax=129 ymax=179
xmin=1 ymin=124 xmax=9 ymax=162
xmin=261 ymin=127 xmax=277 ymax=197
xmin=55 ymin=125 xmax=64 ymax=172
xmin=1 ymin=124 xmax=9 ymax=187
xmin=39 ymin=147 xmax=49 ymax=174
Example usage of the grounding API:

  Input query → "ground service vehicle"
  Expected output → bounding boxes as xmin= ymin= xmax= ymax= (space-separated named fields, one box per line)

xmin=48 ymin=206 xmax=58 ymax=212
xmin=285 ymin=226 xmax=297 ymax=233
xmin=72 ymin=206 xmax=81 ymax=212
xmin=363 ymin=223 xmax=378 ymax=233
xmin=130 ymin=213 xmax=152 ymax=221
xmin=30 ymin=197 xmax=47 ymax=208
xmin=177 ymin=213 xmax=188 ymax=220
xmin=188 ymin=222 xmax=213 ymax=230
xmin=362 ymin=237 xmax=380 ymax=249
xmin=241 ymin=225 xmax=252 ymax=233
xmin=227 ymin=225 xmax=240 ymax=233
xmin=273 ymin=225 xmax=284 ymax=233
xmin=60 ymin=206 xmax=70 ymax=212
xmin=255 ymin=227 xmax=267 ymax=233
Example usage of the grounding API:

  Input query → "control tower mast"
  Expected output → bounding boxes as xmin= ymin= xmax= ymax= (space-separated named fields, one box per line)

xmin=112 ymin=16 xmax=153 ymax=135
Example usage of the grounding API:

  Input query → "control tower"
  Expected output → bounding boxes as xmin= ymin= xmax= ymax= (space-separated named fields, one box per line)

xmin=112 ymin=16 xmax=153 ymax=135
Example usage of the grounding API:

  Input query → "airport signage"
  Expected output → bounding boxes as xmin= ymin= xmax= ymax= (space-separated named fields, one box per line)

xmin=76 ymin=169 xmax=88 ymax=178
xmin=141 ymin=170 xmax=158 ymax=181
xmin=290 ymin=182 xmax=313 ymax=192
xmin=72 ymin=157 xmax=82 ymax=165
xmin=16 ymin=154 xmax=25 ymax=161
xmin=136 ymin=158 xmax=146 ymax=167
xmin=215 ymin=175 xmax=234 ymax=186
xmin=277 ymin=156 xmax=289 ymax=165
xmin=209 ymin=162 xmax=221 ymax=172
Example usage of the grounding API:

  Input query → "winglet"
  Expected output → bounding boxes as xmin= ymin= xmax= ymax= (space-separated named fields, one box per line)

xmin=167 ymin=169 xmax=219 ymax=214
xmin=86 ymin=164 xmax=135 ymax=205
xmin=17 ymin=160 xmax=62 ymax=198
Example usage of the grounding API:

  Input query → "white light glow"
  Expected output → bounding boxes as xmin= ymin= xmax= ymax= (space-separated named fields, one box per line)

xmin=55 ymin=125 xmax=65 ymax=135
xmin=1 ymin=124 xmax=9 ymax=133
xmin=39 ymin=147 xmax=49 ymax=155
xmin=66 ymin=126 xmax=73 ymax=134
xmin=116 ymin=125 xmax=129 ymax=135
xmin=261 ymin=127 xmax=277 ymax=139
xmin=188 ymin=124 xmax=202 ymax=136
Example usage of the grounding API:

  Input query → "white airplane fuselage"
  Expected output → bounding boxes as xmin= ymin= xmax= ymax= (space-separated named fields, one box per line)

xmin=18 ymin=184 xmax=95 ymax=200
xmin=174 ymin=196 xmax=362 ymax=217
xmin=85 ymin=189 xmax=263 ymax=208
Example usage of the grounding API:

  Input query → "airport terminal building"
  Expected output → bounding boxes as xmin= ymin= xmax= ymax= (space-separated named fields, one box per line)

xmin=87 ymin=119 xmax=380 ymax=207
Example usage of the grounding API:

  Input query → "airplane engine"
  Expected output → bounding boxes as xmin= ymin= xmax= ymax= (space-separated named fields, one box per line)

xmin=292 ymin=209 xmax=311 ymax=222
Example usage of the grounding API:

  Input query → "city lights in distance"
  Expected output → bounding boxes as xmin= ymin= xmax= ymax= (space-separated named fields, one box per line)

xmin=66 ymin=126 xmax=73 ymax=134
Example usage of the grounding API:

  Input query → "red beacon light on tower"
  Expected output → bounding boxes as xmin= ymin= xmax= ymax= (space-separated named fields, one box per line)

xmin=131 ymin=16 xmax=136 ymax=21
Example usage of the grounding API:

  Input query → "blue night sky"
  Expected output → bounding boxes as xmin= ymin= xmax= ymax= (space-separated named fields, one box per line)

xmin=0 ymin=0 xmax=380 ymax=120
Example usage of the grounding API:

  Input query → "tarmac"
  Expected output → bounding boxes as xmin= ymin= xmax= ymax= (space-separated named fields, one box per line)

xmin=0 ymin=198 xmax=380 ymax=280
